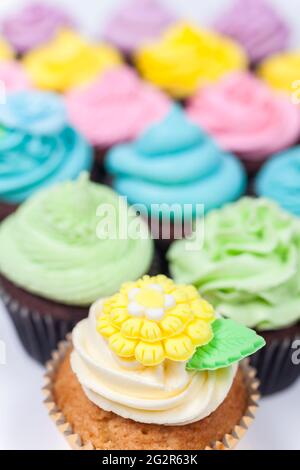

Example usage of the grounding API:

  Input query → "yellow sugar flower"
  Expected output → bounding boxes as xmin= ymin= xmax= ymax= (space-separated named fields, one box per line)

xmin=97 ymin=275 xmax=215 ymax=367
xmin=135 ymin=22 xmax=247 ymax=98
xmin=23 ymin=29 xmax=122 ymax=92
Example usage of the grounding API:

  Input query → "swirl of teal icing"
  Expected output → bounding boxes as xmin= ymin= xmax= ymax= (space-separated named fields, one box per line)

xmin=0 ymin=91 xmax=92 ymax=204
xmin=0 ymin=174 xmax=154 ymax=306
xmin=106 ymin=105 xmax=247 ymax=221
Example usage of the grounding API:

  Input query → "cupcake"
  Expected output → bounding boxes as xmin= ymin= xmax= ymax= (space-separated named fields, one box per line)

xmin=106 ymin=106 xmax=247 ymax=248
xmin=0 ymin=90 xmax=92 ymax=221
xmin=0 ymin=60 xmax=31 ymax=92
xmin=187 ymin=72 xmax=300 ymax=173
xmin=23 ymin=29 xmax=122 ymax=92
xmin=214 ymin=0 xmax=290 ymax=65
xmin=134 ymin=22 xmax=247 ymax=99
xmin=168 ymin=197 xmax=300 ymax=395
xmin=45 ymin=275 xmax=264 ymax=450
xmin=1 ymin=2 xmax=74 ymax=56
xmin=102 ymin=0 xmax=177 ymax=60
xmin=255 ymin=146 xmax=300 ymax=216
xmin=66 ymin=65 xmax=171 ymax=170
xmin=0 ymin=176 xmax=156 ymax=364
xmin=258 ymin=50 xmax=300 ymax=94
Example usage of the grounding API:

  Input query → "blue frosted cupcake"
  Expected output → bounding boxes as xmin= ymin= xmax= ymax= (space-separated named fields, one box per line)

xmin=106 ymin=106 xmax=247 ymax=247
xmin=0 ymin=90 xmax=92 ymax=220
xmin=255 ymin=146 xmax=300 ymax=217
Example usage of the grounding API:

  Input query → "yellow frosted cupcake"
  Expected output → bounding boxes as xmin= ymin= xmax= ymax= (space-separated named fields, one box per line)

xmin=23 ymin=29 xmax=122 ymax=92
xmin=135 ymin=22 xmax=247 ymax=98
xmin=0 ymin=38 xmax=14 ymax=60
xmin=259 ymin=50 xmax=300 ymax=94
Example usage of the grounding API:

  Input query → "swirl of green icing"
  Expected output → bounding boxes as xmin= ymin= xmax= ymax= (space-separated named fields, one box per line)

xmin=168 ymin=197 xmax=300 ymax=331
xmin=0 ymin=174 xmax=154 ymax=306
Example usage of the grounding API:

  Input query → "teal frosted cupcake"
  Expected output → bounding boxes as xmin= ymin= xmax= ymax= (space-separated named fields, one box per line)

xmin=106 ymin=106 xmax=247 ymax=247
xmin=255 ymin=146 xmax=300 ymax=217
xmin=168 ymin=197 xmax=300 ymax=395
xmin=0 ymin=175 xmax=155 ymax=363
xmin=0 ymin=90 xmax=92 ymax=220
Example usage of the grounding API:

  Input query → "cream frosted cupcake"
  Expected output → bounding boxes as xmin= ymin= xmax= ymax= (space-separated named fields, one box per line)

xmin=0 ymin=61 xmax=31 ymax=92
xmin=66 ymin=65 xmax=171 ymax=170
xmin=1 ymin=2 xmax=74 ymax=56
xmin=0 ymin=176 xmax=156 ymax=364
xmin=214 ymin=0 xmax=290 ymax=65
xmin=0 ymin=90 xmax=92 ymax=221
xmin=45 ymin=275 xmax=264 ymax=450
xmin=187 ymin=72 xmax=300 ymax=173
xmin=168 ymin=197 xmax=300 ymax=395
xmin=258 ymin=50 xmax=300 ymax=94
xmin=102 ymin=0 xmax=177 ymax=60
xmin=135 ymin=22 xmax=247 ymax=99
xmin=23 ymin=29 xmax=122 ymax=92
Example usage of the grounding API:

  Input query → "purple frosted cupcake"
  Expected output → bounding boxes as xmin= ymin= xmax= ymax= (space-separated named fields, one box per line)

xmin=102 ymin=0 xmax=177 ymax=59
xmin=214 ymin=0 xmax=290 ymax=65
xmin=1 ymin=2 xmax=74 ymax=55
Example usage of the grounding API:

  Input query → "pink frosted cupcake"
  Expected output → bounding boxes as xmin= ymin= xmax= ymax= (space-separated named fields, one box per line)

xmin=0 ymin=61 xmax=31 ymax=92
xmin=102 ymin=0 xmax=177 ymax=60
xmin=214 ymin=0 xmax=290 ymax=65
xmin=66 ymin=65 xmax=171 ymax=171
xmin=1 ymin=2 xmax=74 ymax=55
xmin=187 ymin=72 xmax=300 ymax=173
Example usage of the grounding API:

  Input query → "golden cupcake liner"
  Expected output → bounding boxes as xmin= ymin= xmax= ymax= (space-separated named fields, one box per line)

xmin=43 ymin=336 xmax=260 ymax=451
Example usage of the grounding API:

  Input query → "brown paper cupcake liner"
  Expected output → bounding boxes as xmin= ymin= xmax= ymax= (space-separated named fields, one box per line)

xmin=43 ymin=336 xmax=260 ymax=451
xmin=250 ymin=332 xmax=300 ymax=396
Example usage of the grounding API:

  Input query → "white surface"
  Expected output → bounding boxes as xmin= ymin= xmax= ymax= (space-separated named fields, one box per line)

xmin=0 ymin=0 xmax=300 ymax=451
xmin=0 ymin=300 xmax=299 ymax=451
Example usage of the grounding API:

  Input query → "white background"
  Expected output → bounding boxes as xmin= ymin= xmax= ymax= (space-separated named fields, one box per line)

xmin=0 ymin=0 xmax=300 ymax=451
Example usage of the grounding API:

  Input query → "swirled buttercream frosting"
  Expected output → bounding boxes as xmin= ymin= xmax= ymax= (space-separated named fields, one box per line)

xmin=23 ymin=29 xmax=122 ymax=92
xmin=0 ymin=176 xmax=154 ymax=306
xmin=0 ymin=91 xmax=92 ymax=204
xmin=102 ymin=0 xmax=176 ymax=55
xmin=0 ymin=38 xmax=13 ymax=60
xmin=256 ymin=146 xmax=300 ymax=217
xmin=214 ymin=0 xmax=290 ymax=64
xmin=1 ymin=2 xmax=74 ymax=54
xmin=187 ymin=73 xmax=300 ymax=168
xmin=168 ymin=198 xmax=300 ymax=331
xmin=71 ymin=282 xmax=236 ymax=425
xmin=106 ymin=106 xmax=246 ymax=221
xmin=134 ymin=22 xmax=247 ymax=98
xmin=259 ymin=50 xmax=300 ymax=94
xmin=66 ymin=66 xmax=171 ymax=147
xmin=0 ymin=61 xmax=31 ymax=92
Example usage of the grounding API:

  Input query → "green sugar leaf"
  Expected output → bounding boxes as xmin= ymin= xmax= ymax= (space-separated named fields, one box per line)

xmin=186 ymin=318 xmax=265 ymax=371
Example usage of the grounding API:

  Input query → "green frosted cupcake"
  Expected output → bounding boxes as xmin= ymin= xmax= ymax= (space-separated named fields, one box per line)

xmin=0 ymin=174 xmax=155 ymax=363
xmin=168 ymin=197 xmax=300 ymax=395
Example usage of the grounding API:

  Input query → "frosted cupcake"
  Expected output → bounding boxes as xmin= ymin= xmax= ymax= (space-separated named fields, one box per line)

xmin=0 ymin=90 xmax=92 ymax=221
xmin=106 ymin=106 xmax=247 ymax=247
xmin=168 ymin=197 xmax=300 ymax=395
xmin=45 ymin=275 xmax=264 ymax=450
xmin=187 ymin=73 xmax=300 ymax=173
xmin=23 ymin=29 xmax=122 ymax=92
xmin=259 ymin=50 xmax=300 ymax=94
xmin=102 ymin=0 xmax=176 ymax=60
xmin=256 ymin=146 xmax=300 ymax=216
xmin=0 ymin=176 xmax=155 ymax=364
xmin=214 ymin=0 xmax=290 ymax=65
xmin=66 ymin=65 xmax=171 ymax=170
xmin=1 ymin=2 xmax=74 ymax=56
xmin=0 ymin=61 xmax=31 ymax=92
xmin=134 ymin=22 xmax=247 ymax=99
